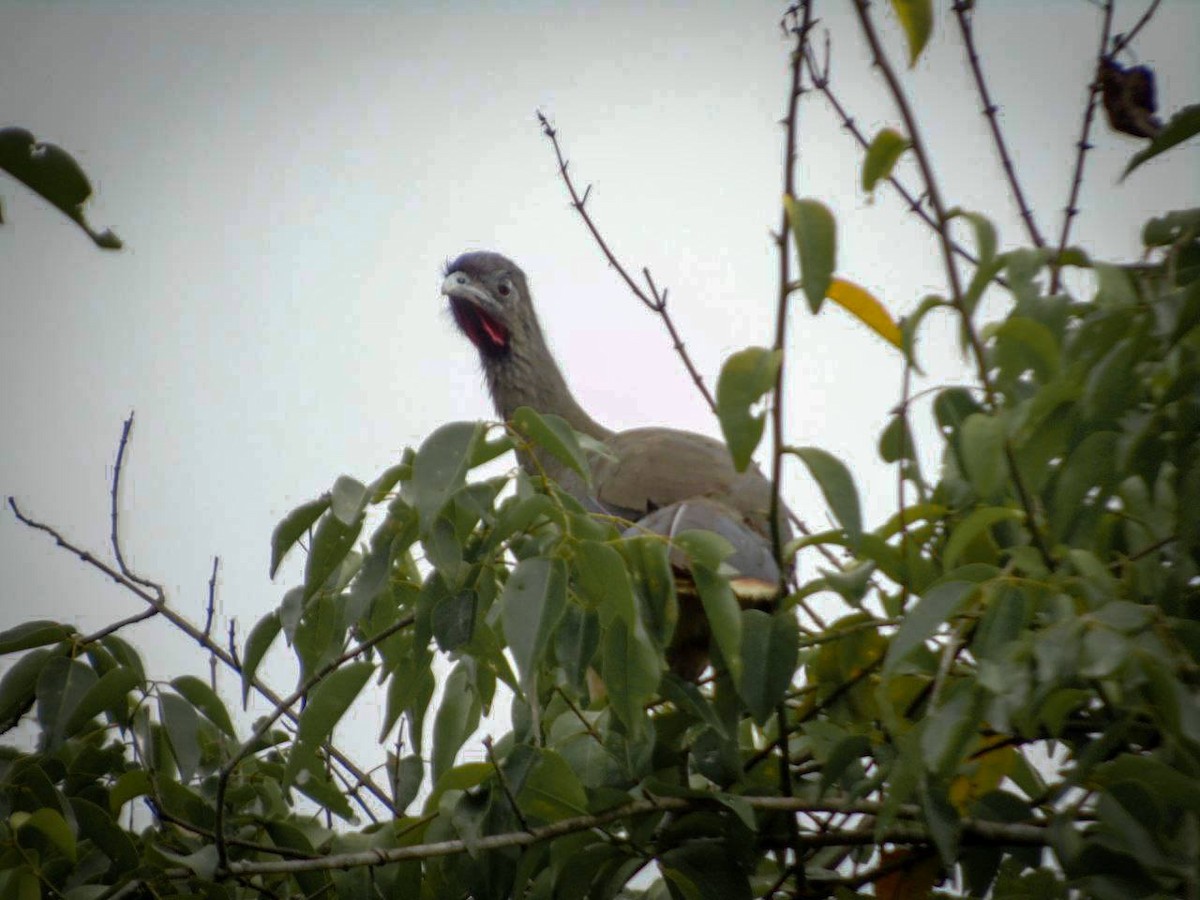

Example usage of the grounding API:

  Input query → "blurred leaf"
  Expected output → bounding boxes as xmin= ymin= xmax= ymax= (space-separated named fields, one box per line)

xmin=737 ymin=609 xmax=799 ymax=724
xmin=432 ymin=589 xmax=476 ymax=652
xmin=69 ymin=797 xmax=138 ymax=874
xmin=63 ymin=666 xmax=140 ymax=737
xmin=408 ymin=421 xmax=483 ymax=530
xmin=827 ymin=277 xmax=903 ymax=348
xmin=171 ymin=675 xmax=235 ymax=737
xmin=1122 ymin=103 xmax=1200 ymax=179
xmin=959 ymin=413 xmax=1007 ymax=498
xmin=36 ymin=656 xmax=97 ymax=749
xmin=863 ymin=127 xmax=911 ymax=193
xmin=502 ymin=557 xmax=567 ymax=695
xmin=241 ymin=609 xmax=281 ymax=707
xmin=269 ymin=495 xmax=330 ymax=579
xmin=329 ymin=475 xmax=370 ymax=525
xmin=0 ymin=647 xmax=60 ymax=732
xmin=884 ymin=582 xmax=975 ymax=674
xmin=518 ymin=748 xmax=589 ymax=821
xmin=390 ymin=752 xmax=424 ymax=812
xmin=716 ymin=346 xmax=782 ymax=472
xmin=14 ymin=808 xmax=76 ymax=862
xmin=512 ymin=407 xmax=591 ymax=485
xmin=431 ymin=661 xmax=480 ymax=783
xmin=0 ymin=620 xmax=74 ymax=655
xmin=785 ymin=195 xmax=837 ymax=312
xmin=691 ymin=564 xmax=742 ymax=681
xmin=944 ymin=507 xmax=1023 ymax=570
xmin=158 ymin=692 xmax=201 ymax=783
xmin=660 ymin=843 xmax=752 ymax=900
xmin=303 ymin=509 xmax=363 ymax=601
xmin=287 ymin=660 xmax=374 ymax=783
xmin=0 ymin=126 xmax=122 ymax=248
xmin=572 ymin=539 xmax=636 ymax=624
xmin=789 ymin=446 xmax=863 ymax=546
xmin=602 ymin=619 xmax=662 ymax=736
xmin=891 ymin=0 xmax=933 ymax=65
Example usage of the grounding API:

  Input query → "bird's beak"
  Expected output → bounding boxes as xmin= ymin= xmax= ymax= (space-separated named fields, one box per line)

xmin=440 ymin=271 xmax=493 ymax=307
xmin=442 ymin=271 xmax=510 ymax=354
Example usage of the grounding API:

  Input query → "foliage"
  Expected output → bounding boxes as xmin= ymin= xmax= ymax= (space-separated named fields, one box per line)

xmin=3 ymin=3 xmax=1199 ymax=899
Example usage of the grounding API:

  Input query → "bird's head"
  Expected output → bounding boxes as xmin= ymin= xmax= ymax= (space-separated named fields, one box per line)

xmin=441 ymin=251 xmax=534 ymax=360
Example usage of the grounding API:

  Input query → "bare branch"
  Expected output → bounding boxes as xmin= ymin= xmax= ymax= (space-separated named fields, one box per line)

xmin=206 ymin=794 xmax=1048 ymax=879
xmin=536 ymin=111 xmax=717 ymax=413
xmin=109 ymin=412 xmax=161 ymax=595
xmin=7 ymin=496 xmax=400 ymax=821
xmin=952 ymin=1 xmax=1046 ymax=247
xmin=1051 ymin=0 xmax=1115 ymax=295
xmin=1111 ymin=0 xmax=1163 ymax=57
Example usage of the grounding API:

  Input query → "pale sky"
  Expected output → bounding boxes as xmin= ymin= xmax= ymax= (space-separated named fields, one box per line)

xmin=2 ymin=1 xmax=1197 ymax=785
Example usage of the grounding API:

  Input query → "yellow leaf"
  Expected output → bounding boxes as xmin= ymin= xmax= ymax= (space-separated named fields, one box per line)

xmin=826 ymin=277 xmax=902 ymax=349
xmin=891 ymin=0 xmax=933 ymax=67
xmin=949 ymin=735 xmax=1016 ymax=813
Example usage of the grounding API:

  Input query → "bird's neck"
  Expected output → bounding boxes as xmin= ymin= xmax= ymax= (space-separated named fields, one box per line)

xmin=483 ymin=328 xmax=611 ymax=442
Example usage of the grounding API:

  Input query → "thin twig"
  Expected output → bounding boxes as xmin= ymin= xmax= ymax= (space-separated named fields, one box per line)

xmin=952 ymin=1 xmax=1045 ymax=247
xmin=206 ymin=556 xmax=220 ymax=692
xmin=109 ymin=412 xmax=160 ymax=594
xmin=6 ymin=497 xmax=399 ymax=820
xmin=1110 ymin=0 xmax=1163 ymax=57
xmin=770 ymin=5 xmax=815 ymax=890
xmin=853 ymin=0 xmax=1056 ymax=571
xmin=484 ymin=736 xmax=531 ymax=833
xmin=213 ymin=610 xmax=416 ymax=868
xmin=1050 ymin=0 xmax=1114 ymax=295
xmin=77 ymin=606 xmax=161 ymax=646
xmin=536 ymin=111 xmax=717 ymax=413
xmin=803 ymin=43 xmax=995 ymax=279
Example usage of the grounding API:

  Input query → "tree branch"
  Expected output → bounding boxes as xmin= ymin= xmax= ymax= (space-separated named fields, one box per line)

xmin=952 ymin=1 xmax=1046 ymax=248
xmin=536 ymin=111 xmax=717 ymax=413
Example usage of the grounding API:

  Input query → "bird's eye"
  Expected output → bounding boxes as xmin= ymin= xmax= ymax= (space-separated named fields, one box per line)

xmin=497 ymin=281 xmax=512 ymax=298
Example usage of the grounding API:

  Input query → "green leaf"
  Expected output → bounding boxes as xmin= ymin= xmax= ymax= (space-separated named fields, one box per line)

xmin=270 ymin=495 xmax=330 ymax=578
xmin=36 ymin=656 xmax=97 ymax=749
xmin=156 ymin=844 xmax=219 ymax=880
xmin=785 ymin=196 xmax=837 ymax=313
xmin=660 ymin=843 xmax=753 ymax=900
xmin=1123 ymin=103 xmax=1200 ymax=179
xmin=517 ymin=748 xmax=590 ymax=821
xmin=862 ymin=127 xmax=910 ymax=192
xmin=691 ymin=564 xmax=743 ymax=681
xmin=63 ymin=666 xmax=139 ymax=736
xmin=391 ymin=752 xmax=424 ymax=812
xmin=0 ymin=620 xmax=74 ymax=655
xmin=501 ymin=557 xmax=567 ymax=694
xmin=959 ymin=413 xmax=1007 ymax=499
xmin=431 ymin=661 xmax=481 ymax=783
xmin=14 ymin=808 xmax=76 ymax=862
xmin=891 ymin=0 xmax=934 ymax=65
xmin=602 ymin=619 xmax=662 ymax=735
xmin=0 ymin=647 xmax=61 ymax=732
xmin=158 ymin=692 xmax=202 ymax=783
xmin=108 ymin=770 xmax=151 ymax=816
xmin=288 ymin=660 xmax=374 ymax=782
xmin=716 ymin=346 xmax=782 ymax=472
xmin=0 ymin=127 xmax=122 ymax=249
xmin=883 ymin=581 xmax=976 ymax=674
xmin=171 ymin=675 xmax=235 ymax=737
xmin=571 ymin=540 xmax=636 ymax=624
xmin=408 ymin=421 xmax=483 ymax=529
xmin=789 ymin=446 xmax=863 ymax=546
xmin=329 ymin=475 xmax=370 ymax=525
xmin=943 ymin=506 xmax=1024 ymax=571
xmin=737 ymin=609 xmax=799 ymax=724
xmin=303 ymin=509 xmax=363 ymax=601
xmin=241 ymin=610 xmax=281 ymax=707
xmin=511 ymin=407 xmax=592 ymax=485
xmin=432 ymin=589 xmax=476 ymax=652
xmin=69 ymin=796 xmax=138 ymax=873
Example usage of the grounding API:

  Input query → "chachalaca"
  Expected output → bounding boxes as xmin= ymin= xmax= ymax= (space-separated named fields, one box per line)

xmin=443 ymin=251 xmax=791 ymax=679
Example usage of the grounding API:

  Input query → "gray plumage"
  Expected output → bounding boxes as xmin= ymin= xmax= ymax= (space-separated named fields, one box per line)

xmin=443 ymin=251 xmax=790 ymax=679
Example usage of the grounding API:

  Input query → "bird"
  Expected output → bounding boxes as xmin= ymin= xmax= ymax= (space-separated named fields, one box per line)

xmin=442 ymin=250 xmax=791 ymax=680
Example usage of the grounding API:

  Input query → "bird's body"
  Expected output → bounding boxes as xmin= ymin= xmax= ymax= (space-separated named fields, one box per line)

xmin=443 ymin=251 xmax=790 ymax=679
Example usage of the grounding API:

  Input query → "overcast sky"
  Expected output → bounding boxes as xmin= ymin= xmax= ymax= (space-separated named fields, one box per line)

xmin=2 ymin=1 xmax=1197 ymax=784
